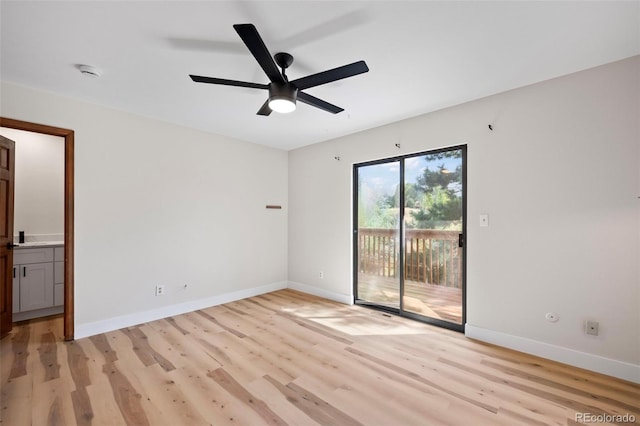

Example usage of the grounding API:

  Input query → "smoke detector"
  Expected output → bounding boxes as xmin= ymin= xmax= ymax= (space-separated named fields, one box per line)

xmin=78 ymin=65 xmax=102 ymax=78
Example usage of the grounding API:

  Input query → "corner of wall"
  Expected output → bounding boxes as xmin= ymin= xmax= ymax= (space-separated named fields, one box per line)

xmin=287 ymin=281 xmax=353 ymax=305
xmin=74 ymin=281 xmax=288 ymax=339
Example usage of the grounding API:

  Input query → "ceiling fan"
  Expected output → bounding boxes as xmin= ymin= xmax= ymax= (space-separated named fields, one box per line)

xmin=189 ymin=24 xmax=369 ymax=116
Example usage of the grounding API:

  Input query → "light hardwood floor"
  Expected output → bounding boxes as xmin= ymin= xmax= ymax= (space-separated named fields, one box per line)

xmin=1 ymin=289 xmax=638 ymax=425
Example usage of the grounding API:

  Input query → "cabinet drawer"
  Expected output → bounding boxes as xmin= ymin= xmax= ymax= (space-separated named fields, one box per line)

xmin=54 ymin=247 xmax=64 ymax=262
xmin=54 ymin=261 xmax=64 ymax=284
xmin=14 ymin=248 xmax=54 ymax=265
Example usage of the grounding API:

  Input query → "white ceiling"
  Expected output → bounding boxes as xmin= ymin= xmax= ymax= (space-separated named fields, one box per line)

xmin=1 ymin=1 xmax=638 ymax=150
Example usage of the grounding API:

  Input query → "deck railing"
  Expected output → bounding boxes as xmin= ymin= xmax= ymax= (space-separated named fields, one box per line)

xmin=357 ymin=228 xmax=462 ymax=288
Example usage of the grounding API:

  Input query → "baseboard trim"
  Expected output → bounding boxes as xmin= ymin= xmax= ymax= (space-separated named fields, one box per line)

xmin=465 ymin=324 xmax=640 ymax=384
xmin=14 ymin=305 xmax=64 ymax=322
xmin=287 ymin=281 xmax=353 ymax=305
xmin=75 ymin=281 xmax=288 ymax=339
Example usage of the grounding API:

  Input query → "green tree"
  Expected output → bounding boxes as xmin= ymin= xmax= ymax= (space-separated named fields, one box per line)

xmin=410 ymin=152 xmax=462 ymax=229
xmin=358 ymin=182 xmax=398 ymax=229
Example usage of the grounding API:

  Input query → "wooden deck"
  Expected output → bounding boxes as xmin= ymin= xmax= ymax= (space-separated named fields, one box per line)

xmin=357 ymin=274 xmax=463 ymax=324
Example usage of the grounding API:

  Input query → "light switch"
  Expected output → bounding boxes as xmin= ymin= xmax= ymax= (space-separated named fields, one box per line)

xmin=479 ymin=214 xmax=489 ymax=227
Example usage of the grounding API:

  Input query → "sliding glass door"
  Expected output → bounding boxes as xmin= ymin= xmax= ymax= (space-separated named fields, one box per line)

xmin=354 ymin=146 xmax=466 ymax=331
xmin=354 ymin=160 xmax=401 ymax=309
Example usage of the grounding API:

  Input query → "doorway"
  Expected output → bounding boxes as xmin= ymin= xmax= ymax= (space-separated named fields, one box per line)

xmin=353 ymin=145 xmax=466 ymax=332
xmin=0 ymin=117 xmax=74 ymax=341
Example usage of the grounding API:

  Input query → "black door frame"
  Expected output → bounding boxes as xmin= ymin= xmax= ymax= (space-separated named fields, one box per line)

xmin=353 ymin=144 xmax=467 ymax=332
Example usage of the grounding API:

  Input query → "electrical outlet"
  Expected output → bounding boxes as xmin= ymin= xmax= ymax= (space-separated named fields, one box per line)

xmin=585 ymin=320 xmax=599 ymax=336
xmin=155 ymin=285 xmax=165 ymax=296
xmin=319 ymin=271 xmax=324 ymax=279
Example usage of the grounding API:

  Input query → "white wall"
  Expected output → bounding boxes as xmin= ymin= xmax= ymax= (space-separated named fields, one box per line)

xmin=0 ymin=81 xmax=289 ymax=334
xmin=288 ymin=56 xmax=640 ymax=382
xmin=0 ymin=127 xmax=64 ymax=240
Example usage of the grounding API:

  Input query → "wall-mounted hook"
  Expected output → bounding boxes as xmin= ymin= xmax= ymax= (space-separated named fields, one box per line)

xmin=334 ymin=156 xmax=341 ymax=161
xmin=488 ymin=124 xmax=493 ymax=131
xmin=395 ymin=143 xmax=401 ymax=148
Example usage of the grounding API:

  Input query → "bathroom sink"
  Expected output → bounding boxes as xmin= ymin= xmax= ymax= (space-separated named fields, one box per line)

xmin=16 ymin=241 xmax=64 ymax=247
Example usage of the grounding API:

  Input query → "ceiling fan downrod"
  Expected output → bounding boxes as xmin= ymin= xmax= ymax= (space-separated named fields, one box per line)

xmin=274 ymin=52 xmax=294 ymax=81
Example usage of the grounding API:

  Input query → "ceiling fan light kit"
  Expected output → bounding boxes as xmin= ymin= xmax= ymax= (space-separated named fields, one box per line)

xmin=190 ymin=23 xmax=369 ymax=116
xmin=268 ymin=83 xmax=298 ymax=113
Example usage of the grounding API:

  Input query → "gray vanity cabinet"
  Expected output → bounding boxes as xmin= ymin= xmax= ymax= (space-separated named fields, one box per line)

xmin=12 ymin=245 xmax=63 ymax=320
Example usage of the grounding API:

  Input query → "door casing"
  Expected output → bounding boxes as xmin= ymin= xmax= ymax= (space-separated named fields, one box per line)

xmin=0 ymin=117 xmax=74 ymax=341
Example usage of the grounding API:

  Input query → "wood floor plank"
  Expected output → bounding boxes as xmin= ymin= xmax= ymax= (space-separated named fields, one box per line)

xmin=288 ymin=373 xmax=390 ymax=424
xmin=35 ymin=381 xmax=75 ymax=426
xmin=496 ymin=405 xmax=567 ymax=426
xmin=37 ymin=331 xmax=60 ymax=382
xmin=8 ymin=324 xmax=29 ymax=379
xmin=89 ymin=334 xmax=118 ymax=364
xmin=345 ymin=332 xmax=570 ymax=420
xmin=120 ymin=326 xmax=176 ymax=372
xmin=144 ymin=318 xmax=225 ymax=375
xmin=66 ymin=340 xmax=92 ymax=389
xmin=293 ymin=366 xmax=454 ymax=426
xmin=481 ymin=358 xmax=640 ymax=415
xmin=264 ymin=375 xmax=362 ymax=426
xmin=195 ymin=309 xmax=246 ymax=338
xmin=58 ymin=339 xmax=96 ymax=426
xmin=135 ymin=322 xmax=192 ymax=370
xmin=246 ymin=376 xmax=323 ymax=426
xmin=2 ymin=288 xmax=638 ymax=426
xmin=345 ymin=345 xmax=499 ymax=413
xmin=165 ymin=363 xmax=246 ymax=425
xmin=482 ymin=352 xmax=640 ymax=406
xmin=208 ymin=368 xmax=287 ymax=426
xmin=129 ymin=363 xmax=209 ymax=426
xmin=84 ymin=378 xmax=128 ymax=426
xmin=179 ymin=310 xmax=225 ymax=334
xmin=439 ymin=357 xmax=640 ymax=424
xmin=0 ymin=375 xmax=32 ymax=426
xmin=101 ymin=360 xmax=150 ymax=426
xmin=70 ymin=387 xmax=94 ymax=426
xmin=90 ymin=331 xmax=151 ymax=426
xmin=163 ymin=317 xmax=190 ymax=336
xmin=196 ymin=327 xmax=293 ymax=385
xmin=102 ymin=330 xmax=148 ymax=372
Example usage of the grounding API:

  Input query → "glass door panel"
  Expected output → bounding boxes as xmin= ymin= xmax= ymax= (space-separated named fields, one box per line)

xmin=355 ymin=161 xmax=400 ymax=309
xmin=354 ymin=146 xmax=465 ymax=331
xmin=403 ymin=150 xmax=464 ymax=324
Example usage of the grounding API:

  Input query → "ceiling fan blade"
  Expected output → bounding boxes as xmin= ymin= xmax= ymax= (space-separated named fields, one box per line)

xmin=290 ymin=60 xmax=369 ymax=91
xmin=257 ymin=99 xmax=272 ymax=116
xmin=233 ymin=24 xmax=285 ymax=84
xmin=297 ymin=92 xmax=344 ymax=114
xmin=190 ymin=75 xmax=268 ymax=90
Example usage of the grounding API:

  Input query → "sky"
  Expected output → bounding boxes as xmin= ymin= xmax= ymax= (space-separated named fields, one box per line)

xmin=358 ymin=152 xmax=462 ymax=196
